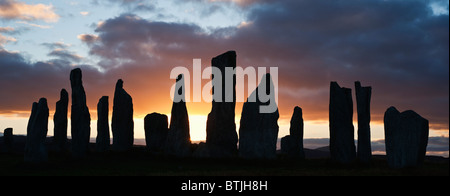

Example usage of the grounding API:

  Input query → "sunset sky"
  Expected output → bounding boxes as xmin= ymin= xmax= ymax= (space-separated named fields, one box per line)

xmin=0 ymin=0 xmax=448 ymax=154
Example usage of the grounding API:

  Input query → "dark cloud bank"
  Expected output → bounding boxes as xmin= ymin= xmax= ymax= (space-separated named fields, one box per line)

xmin=0 ymin=0 xmax=448 ymax=132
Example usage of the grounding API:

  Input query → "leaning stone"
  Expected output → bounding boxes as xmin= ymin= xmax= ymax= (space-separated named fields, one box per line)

xmin=238 ymin=73 xmax=279 ymax=159
xmin=24 ymin=98 xmax=49 ymax=163
xmin=384 ymin=106 xmax=429 ymax=168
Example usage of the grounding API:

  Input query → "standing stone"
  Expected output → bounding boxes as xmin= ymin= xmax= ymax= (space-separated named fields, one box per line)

xmin=112 ymin=79 xmax=134 ymax=152
xmin=144 ymin=112 xmax=168 ymax=153
xmin=384 ymin=106 xmax=429 ymax=168
xmin=204 ymin=51 xmax=238 ymax=157
xmin=165 ymin=74 xmax=191 ymax=157
xmin=53 ymin=89 xmax=69 ymax=152
xmin=281 ymin=106 xmax=305 ymax=159
xmin=96 ymin=96 xmax=110 ymax=152
xmin=24 ymin=98 xmax=49 ymax=163
xmin=355 ymin=81 xmax=372 ymax=163
xmin=3 ymin=128 xmax=13 ymax=153
xmin=239 ymin=74 xmax=279 ymax=159
xmin=70 ymin=68 xmax=91 ymax=158
xmin=329 ymin=82 xmax=356 ymax=164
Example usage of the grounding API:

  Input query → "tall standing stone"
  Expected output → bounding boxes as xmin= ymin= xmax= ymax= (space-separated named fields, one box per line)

xmin=24 ymin=98 xmax=49 ymax=163
xmin=239 ymin=74 xmax=279 ymax=159
xmin=53 ymin=89 xmax=69 ymax=152
xmin=165 ymin=74 xmax=191 ymax=157
xmin=96 ymin=96 xmax=110 ymax=152
xmin=3 ymin=128 xmax=13 ymax=153
xmin=329 ymin=81 xmax=356 ymax=164
xmin=144 ymin=112 xmax=168 ymax=153
xmin=384 ymin=106 xmax=429 ymax=168
xmin=281 ymin=106 xmax=305 ymax=159
xmin=112 ymin=79 xmax=134 ymax=152
xmin=70 ymin=68 xmax=91 ymax=158
xmin=204 ymin=51 xmax=238 ymax=157
xmin=355 ymin=81 xmax=372 ymax=163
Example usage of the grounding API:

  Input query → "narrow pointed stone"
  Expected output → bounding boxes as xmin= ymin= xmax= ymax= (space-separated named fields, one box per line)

xmin=165 ymin=74 xmax=191 ymax=157
xmin=70 ymin=68 xmax=91 ymax=158
xmin=281 ymin=106 xmax=305 ymax=159
xmin=53 ymin=89 xmax=69 ymax=152
xmin=112 ymin=79 xmax=134 ymax=152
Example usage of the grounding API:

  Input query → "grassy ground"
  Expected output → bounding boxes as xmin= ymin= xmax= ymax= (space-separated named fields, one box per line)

xmin=0 ymin=147 xmax=448 ymax=176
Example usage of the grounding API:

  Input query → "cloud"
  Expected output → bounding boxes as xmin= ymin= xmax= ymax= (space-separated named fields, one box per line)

xmin=79 ymin=13 xmax=217 ymax=69
xmin=41 ymin=42 xmax=70 ymax=50
xmin=16 ymin=21 xmax=52 ymax=29
xmin=80 ymin=11 xmax=90 ymax=16
xmin=178 ymin=0 xmax=263 ymax=8
xmin=0 ymin=34 xmax=17 ymax=47
xmin=0 ymin=27 xmax=15 ymax=33
xmin=48 ymin=48 xmax=83 ymax=63
xmin=0 ymin=1 xmax=54 ymax=46
xmin=235 ymin=0 xmax=449 ymax=130
xmin=0 ymin=0 xmax=59 ymax=22
xmin=427 ymin=136 xmax=450 ymax=152
xmin=77 ymin=34 xmax=99 ymax=44
xmin=92 ymin=0 xmax=156 ymax=12
xmin=1 ymin=0 xmax=448 ymax=135
xmin=0 ymin=27 xmax=17 ymax=47
xmin=41 ymin=42 xmax=83 ymax=63
xmin=77 ymin=0 xmax=448 ymax=130
xmin=0 ymin=48 xmax=106 ymax=114
xmin=371 ymin=136 xmax=449 ymax=157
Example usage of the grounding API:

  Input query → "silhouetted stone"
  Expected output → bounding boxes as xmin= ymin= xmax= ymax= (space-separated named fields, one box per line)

xmin=329 ymin=82 xmax=356 ymax=164
xmin=239 ymin=74 xmax=279 ymax=159
xmin=203 ymin=51 xmax=238 ymax=158
xmin=165 ymin=74 xmax=191 ymax=157
xmin=24 ymin=98 xmax=49 ymax=163
xmin=144 ymin=112 xmax=168 ymax=153
xmin=355 ymin=81 xmax=372 ymax=163
xmin=53 ymin=89 xmax=69 ymax=152
xmin=112 ymin=79 xmax=134 ymax=152
xmin=281 ymin=106 xmax=305 ymax=159
xmin=384 ymin=106 xmax=429 ymax=168
xmin=70 ymin=68 xmax=91 ymax=158
xmin=96 ymin=96 xmax=110 ymax=152
xmin=3 ymin=128 xmax=13 ymax=153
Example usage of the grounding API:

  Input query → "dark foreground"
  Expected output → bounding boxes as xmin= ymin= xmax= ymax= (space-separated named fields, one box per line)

xmin=0 ymin=146 xmax=448 ymax=176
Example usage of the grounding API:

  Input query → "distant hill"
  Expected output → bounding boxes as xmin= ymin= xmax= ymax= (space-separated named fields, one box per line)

xmin=1 ymin=135 xmax=448 ymax=163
